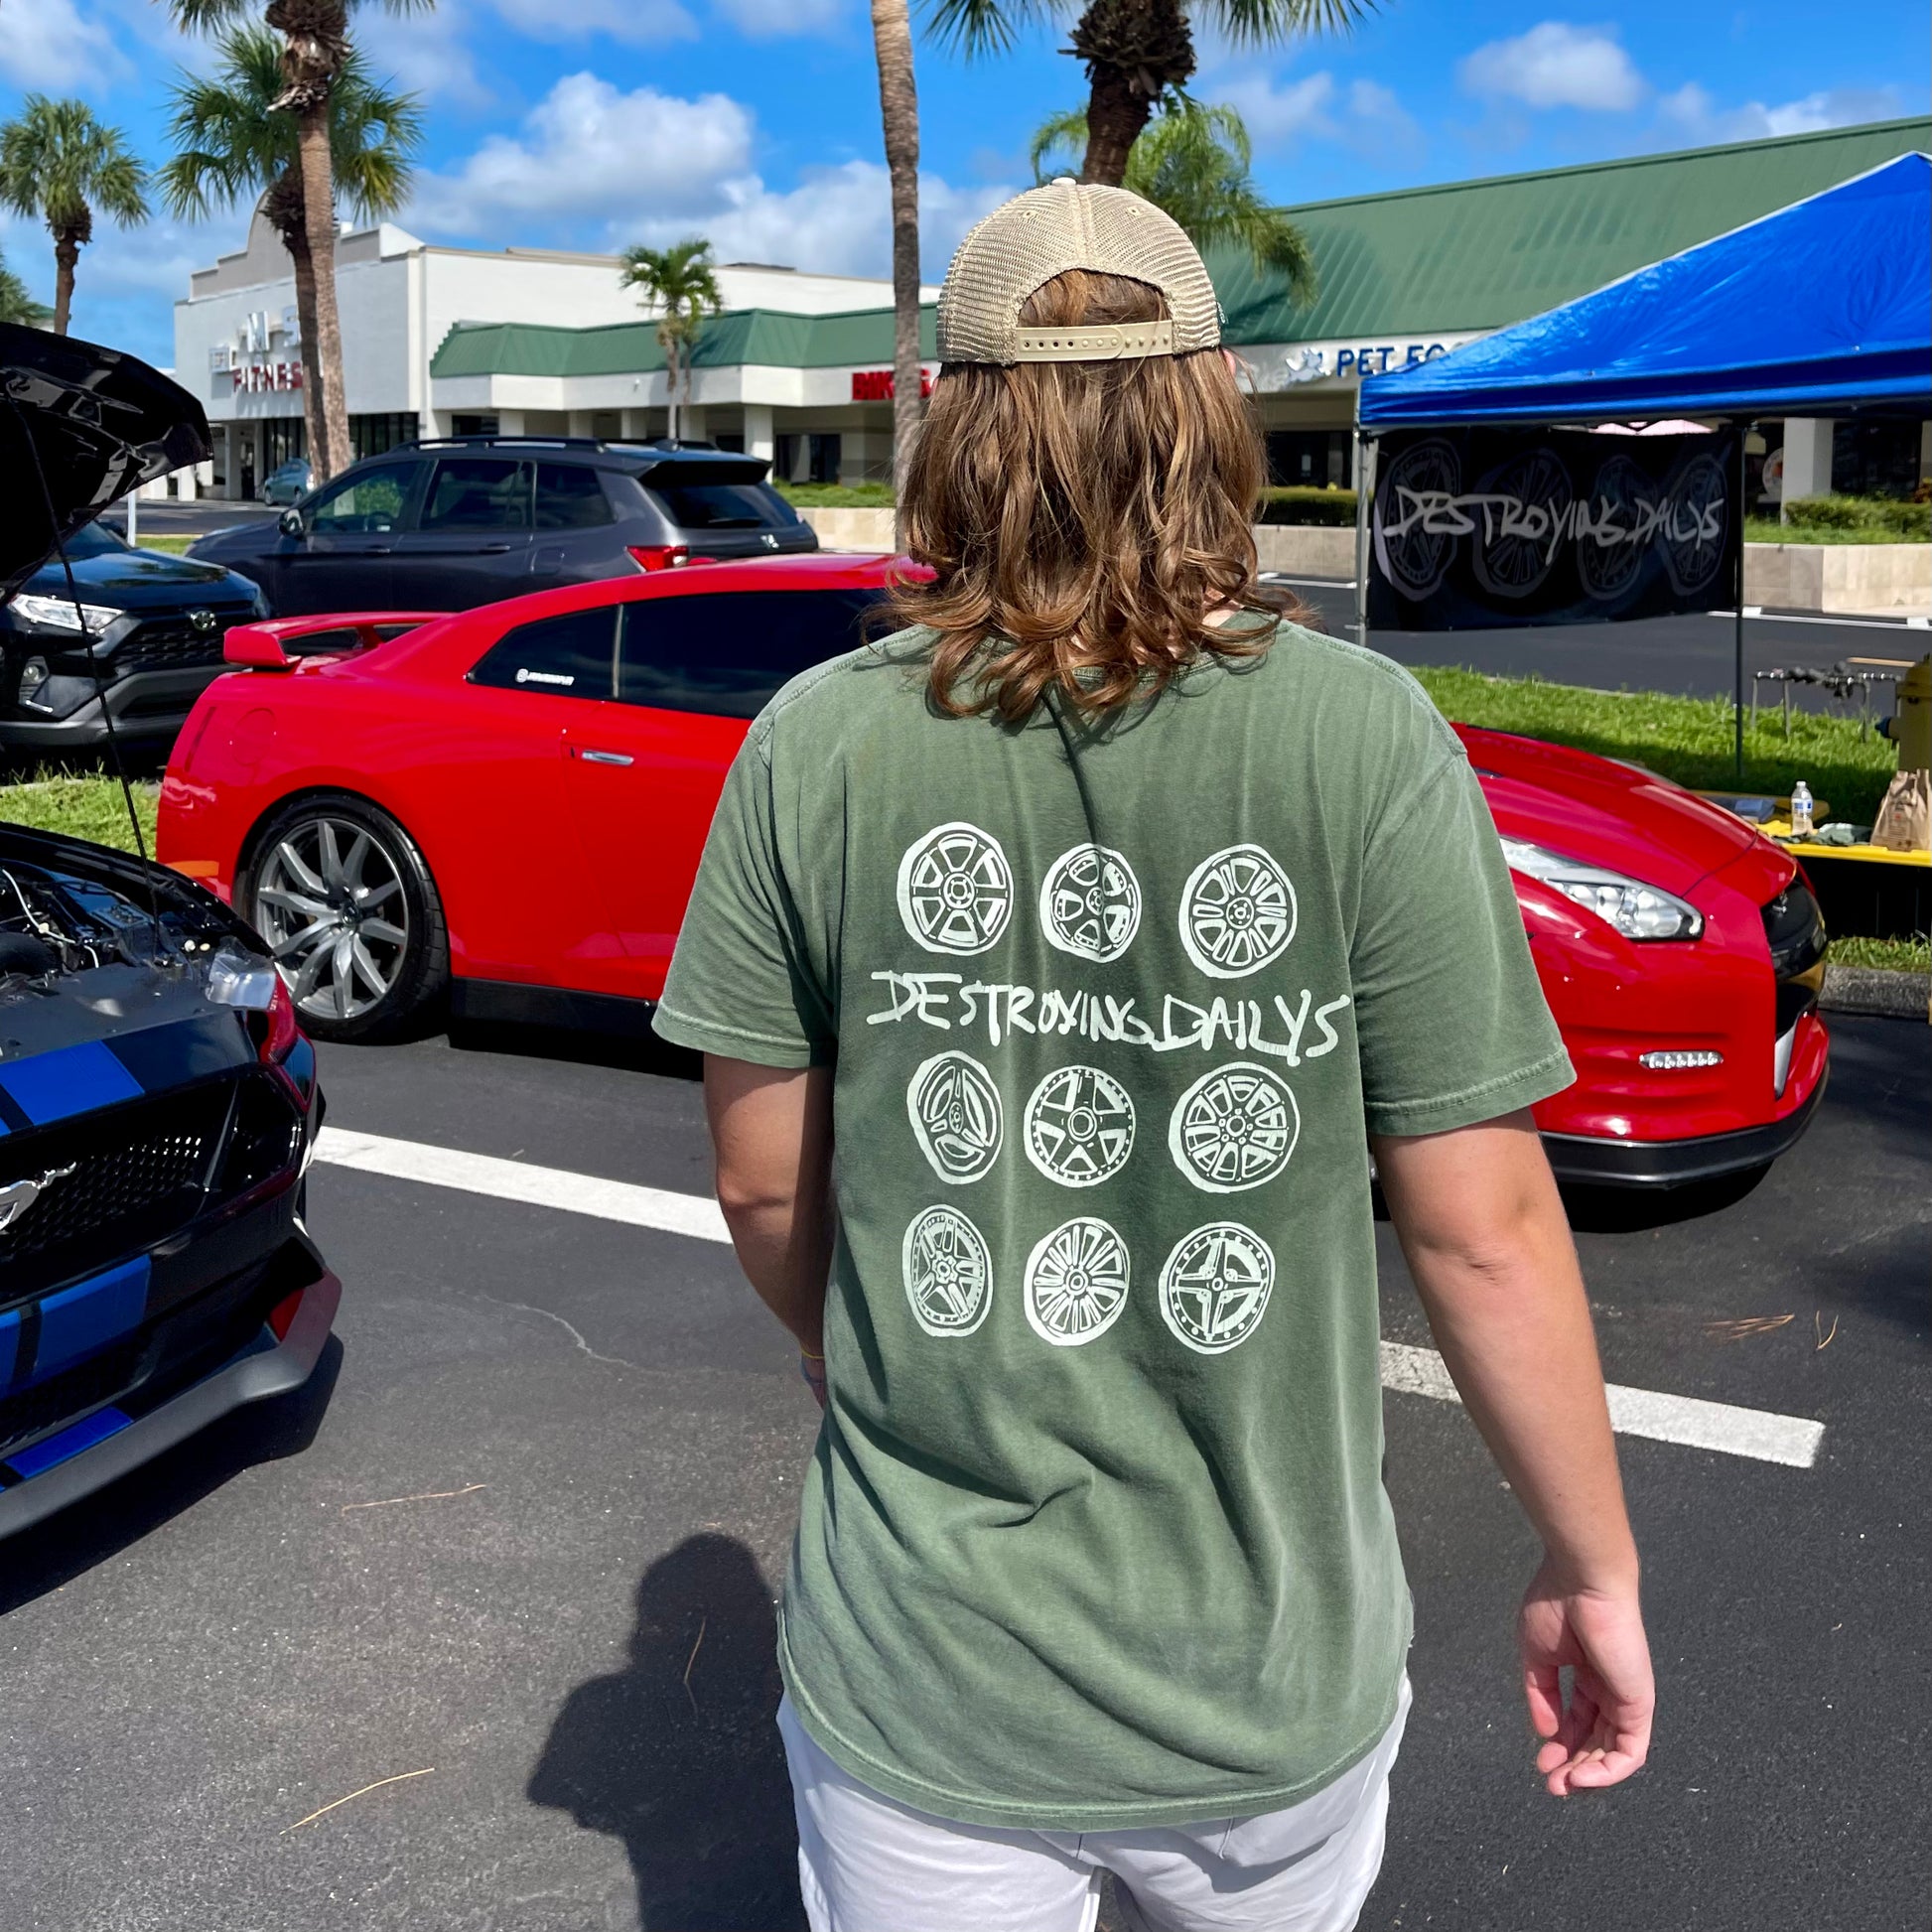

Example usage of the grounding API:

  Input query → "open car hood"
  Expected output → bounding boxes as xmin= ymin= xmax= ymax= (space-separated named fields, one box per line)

xmin=0 ymin=323 xmax=210 ymax=601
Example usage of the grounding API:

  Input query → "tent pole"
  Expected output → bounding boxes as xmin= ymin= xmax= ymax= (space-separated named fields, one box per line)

xmin=1733 ymin=424 xmax=1747 ymax=779
xmin=1354 ymin=419 xmax=1374 ymax=646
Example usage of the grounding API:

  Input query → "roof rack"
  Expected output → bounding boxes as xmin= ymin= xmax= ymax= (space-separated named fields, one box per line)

xmin=398 ymin=434 xmax=725 ymax=455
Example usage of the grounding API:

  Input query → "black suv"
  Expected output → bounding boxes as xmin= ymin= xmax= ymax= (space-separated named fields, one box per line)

xmin=188 ymin=435 xmax=819 ymax=616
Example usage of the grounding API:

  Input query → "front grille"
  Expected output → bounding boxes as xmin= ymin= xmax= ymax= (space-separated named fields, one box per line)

xmin=115 ymin=613 xmax=250 ymax=673
xmin=1761 ymin=881 xmax=1828 ymax=981
xmin=0 ymin=1083 xmax=234 ymax=1309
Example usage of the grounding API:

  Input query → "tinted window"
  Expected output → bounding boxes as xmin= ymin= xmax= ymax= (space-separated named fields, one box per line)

xmin=67 ymin=521 xmax=127 ymax=558
xmin=309 ymin=463 xmax=422 ymax=534
xmin=535 ymin=463 xmax=615 ymax=529
xmin=469 ymin=606 xmax=618 ymax=700
xmin=421 ymin=458 xmax=530 ymax=533
xmin=647 ymin=482 xmax=797 ymax=531
xmin=618 ymin=589 xmax=885 ymax=719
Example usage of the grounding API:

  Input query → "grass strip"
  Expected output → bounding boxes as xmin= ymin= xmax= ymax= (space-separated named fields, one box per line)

xmin=129 ymin=534 xmax=197 ymax=554
xmin=0 ymin=771 xmax=159 ymax=853
xmin=1828 ymin=933 xmax=1930 ymax=974
xmin=776 ymin=483 xmax=895 ymax=509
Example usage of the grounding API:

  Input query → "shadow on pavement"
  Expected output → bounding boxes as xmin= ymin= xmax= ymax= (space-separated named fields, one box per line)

xmin=529 ymin=1532 xmax=805 ymax=1932
xmin=0 ymin=1335 xmax=343 ymax=1617
xmin=447 ymin=1016 xmax=702 ymax=1081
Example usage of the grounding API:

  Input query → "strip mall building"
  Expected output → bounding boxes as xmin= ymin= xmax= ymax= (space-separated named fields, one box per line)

xmin=175 ymin=117 xmax=1931 ymax=503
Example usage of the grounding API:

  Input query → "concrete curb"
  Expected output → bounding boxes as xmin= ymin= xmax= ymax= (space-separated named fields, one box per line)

xmin=1820 ymin=964 xmax=1931 ymax=1022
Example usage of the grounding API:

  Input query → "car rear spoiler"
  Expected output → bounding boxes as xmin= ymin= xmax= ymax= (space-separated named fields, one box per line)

xmin=223 ymin=612 xmax=445 ymax=670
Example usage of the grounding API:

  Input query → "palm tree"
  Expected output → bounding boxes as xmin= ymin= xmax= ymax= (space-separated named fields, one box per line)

xmin=870 ymin=0 xmax=923 ymax=537
xmin=163 ymin=0 xmax=434 ymax=483
xmin=0 ymin=97 xmax=148 ymax=336
xmin=931 ymin=0 xmax=1373 ymax=186
xmin=1031 ymin=97 xmax=1315 ymax=299
xmin=162 ymin=28 xmax=423 ymax=486
xmin=618 ymin=239 xmax=724 ymax=444
xmin=0 ymin=248 xmax=53 ymax=327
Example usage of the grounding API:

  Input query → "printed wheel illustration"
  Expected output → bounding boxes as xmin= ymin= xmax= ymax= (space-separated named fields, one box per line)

xmin=1039 ymin=844 xmax=1141 ymax=962
xmin=1661 ymin=451 xmax=1729 ymax=597
xmin=1024 ymin=1217 xmax=1131 ymax=1347
xmin=1470 ymin=447 xmax=1572 ymax=601
xmin=1159 ymin=1223 xmax=1276 ymax=1355
xmin=1575 ymin=455 xmax=1658 ymax=602
xmin=1178 ymin=845 xmax=1297 ymax=979
xmin=1169 ymin=1062 xmax=1300 ymax=1192
xmin=897 ymin=822 xmax=1014 ymax=955
xmin=1024 ymin=1065 xmax=1135 ymax=1187
xmin=906 ymin=1051 xmax=1003 ymax=1183
xmin=902 ymin=1205 xmax=994 ymax=1337
xmin=1372 ymin=437 xmax=1462 ymax=601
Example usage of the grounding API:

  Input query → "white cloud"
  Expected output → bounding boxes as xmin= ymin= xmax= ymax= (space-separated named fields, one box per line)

xmin=484 ymin=0 xmax=696 ymax=47
xmin=1656 ymin=81 xmax=1902 ymax=144
xmin=711 ymin=0 xmax=848 ymax=35
xmin=1208 ymin=68 xmax=1422 ymax=165
xmin=0 ymin=0 xmax=127 ymax=89
xmin=355 ymin=6 xmax=494 ymax=108
xmin=1458 ymin=22 xmax=1645 ymax=112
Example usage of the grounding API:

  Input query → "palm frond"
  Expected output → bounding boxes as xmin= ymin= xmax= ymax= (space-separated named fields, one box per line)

xmin=1202 ymin=0 xmax=1377 ymax=46
xmin=0 ymin=94 xmax=150 ymax=230
xmin=922 ymin=0 xmax=1055 ymax=58
xmin=1029 ymin=106 xmax=1088 ymax=183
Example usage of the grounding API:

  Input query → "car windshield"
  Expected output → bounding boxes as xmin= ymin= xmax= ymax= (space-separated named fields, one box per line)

xmin=61 ymin=521 xmax=127 ymax=559
xmin=646 ymin=481 xmax=795 ymax=530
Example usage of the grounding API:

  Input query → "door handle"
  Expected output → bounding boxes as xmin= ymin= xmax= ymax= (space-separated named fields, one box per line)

xmin=367 ymin=544 xmax=393 ymax=554
xmin=579 ymin=749 xmax=633 ymax=766
xmin=480 ymin=541 xmax=514 ymax=553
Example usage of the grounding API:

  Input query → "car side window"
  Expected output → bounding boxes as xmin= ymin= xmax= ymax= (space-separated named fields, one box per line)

xmin=307 ymin=463 xmax=423 ymax=534
xmin=468 ymin=607 xmax=619 ymax=700
xmin=617 ymin=589 xmax=885 ymax=719
xmin=420 ymin=458 xmax=532 ymax=533
xmin=535 ymin=463 xmax=615 ymax=530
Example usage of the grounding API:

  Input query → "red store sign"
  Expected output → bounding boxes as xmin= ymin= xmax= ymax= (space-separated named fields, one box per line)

xmin=851 ymin=367 xmax=934 ymax=402
xmin=232 ymin=360 xmax=303 ymax=392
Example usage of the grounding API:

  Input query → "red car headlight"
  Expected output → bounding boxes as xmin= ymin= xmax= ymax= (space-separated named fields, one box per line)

xmin=1500 ymin=838 xmax=1704 ymax=941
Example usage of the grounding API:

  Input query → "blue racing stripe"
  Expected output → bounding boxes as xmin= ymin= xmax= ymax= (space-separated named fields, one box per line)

xmin=33 ymin=1257 xmax=151 ymax=1381
xmin=6 ymin=1407 xmax=133 ymax=1479
xmin=0 ymin=1039 xmax=144 ymax=1125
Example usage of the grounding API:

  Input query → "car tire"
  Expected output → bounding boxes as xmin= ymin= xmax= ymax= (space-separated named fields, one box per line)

xmin=242 ymin=791 xmax=450 ymax=1044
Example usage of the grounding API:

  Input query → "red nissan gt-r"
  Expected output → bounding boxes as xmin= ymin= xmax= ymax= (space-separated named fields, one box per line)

xmin=156 ymin=555 xmax=1828 ymax=1189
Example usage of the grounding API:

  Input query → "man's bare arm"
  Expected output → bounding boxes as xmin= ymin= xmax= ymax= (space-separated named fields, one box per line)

xmin=705 ymin=1057 xmax=835 ymax=1364
xmin=1373 ymin=1110 xmax=1654 ymax=1796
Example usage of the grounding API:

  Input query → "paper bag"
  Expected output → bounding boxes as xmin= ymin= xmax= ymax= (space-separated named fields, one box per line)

xmin=1872 ymin=768 xmax=1932 ymax=854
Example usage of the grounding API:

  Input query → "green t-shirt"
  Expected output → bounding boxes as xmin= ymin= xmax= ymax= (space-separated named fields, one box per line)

xmin=653 ymin=621 xmax=1572 ymax=1831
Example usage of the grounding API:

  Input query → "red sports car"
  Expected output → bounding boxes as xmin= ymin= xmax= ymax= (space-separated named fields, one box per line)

xmin=156 ymin=556 xmax=1828 ymax=1189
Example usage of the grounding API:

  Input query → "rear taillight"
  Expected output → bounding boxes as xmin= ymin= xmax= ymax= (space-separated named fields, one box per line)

xmin=267 ymin=1288 xmax=305 ymax=1340
xmin=252 ymin=974 xmax=300 ymax=1066
xmin=627 ymin=543 xmax=690 ymax=572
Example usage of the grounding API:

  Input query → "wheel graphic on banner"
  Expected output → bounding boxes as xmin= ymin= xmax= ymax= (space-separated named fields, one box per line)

xmin=1024 ymin=1065 xmax=1135 ymax=1187
xmin=1471 ymin=447 xmax=1573 ymax=601
xmin=902 ymin=1205 xmax=994 ymax=1337
xmin=1159 ymin=1222 xmax=1276 ymax=1355
xmin=1576 ymin=455 xmax=1659 ymax=603
xmin=1169 ymin=1061 xmax=1300 ymax=1192
xmin=1178 ymin=844 xmax=1297 ymax=979
xmin=897 ymin=822 xmax=1014 ymax=955
xmin=1024 ymin=1217 xmax=1131 ymax=1346
xmin=1373 ymin=437 xmax=1462 ymax=602
xmin=906 ymin=1051 xmax=1004 ymax=1182
xmin=1662 ymin=451 xmax=1729 ymax=598
xmin=1039 ymin=844 xmax=1141 ymax=961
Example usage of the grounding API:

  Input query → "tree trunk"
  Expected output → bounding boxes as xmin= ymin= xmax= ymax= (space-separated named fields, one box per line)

xmin=666 ymin=335 xmax=680 ymax=443
xmin=267 ymin=175 xmax=328 ymax=482
xmin=51 ymin=230 xmax=78 ymax=336
xmin=870 ymin=0 xmax=923 ymax=545
xmin=294 ymin=103 xmax=349 ymax=481
xmin=1071 ymin=0 xmax=1194 ymax=187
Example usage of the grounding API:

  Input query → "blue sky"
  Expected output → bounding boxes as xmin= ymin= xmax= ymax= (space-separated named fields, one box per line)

xmin=3 ymin=0 xmax=1927 ymax=365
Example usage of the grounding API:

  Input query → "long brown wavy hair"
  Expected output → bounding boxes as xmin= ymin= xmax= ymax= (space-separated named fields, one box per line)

xmin=884 ymin=267 xmax=1299 ymax=721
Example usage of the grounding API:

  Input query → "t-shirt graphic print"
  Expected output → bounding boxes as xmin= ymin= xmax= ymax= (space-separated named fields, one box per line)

xmin=655 ymin=622 xmax=1572 ymax=1832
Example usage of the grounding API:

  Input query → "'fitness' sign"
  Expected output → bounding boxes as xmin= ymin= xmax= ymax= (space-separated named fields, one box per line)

xmin=1366 ymin=426 xmax=1739 ymax=630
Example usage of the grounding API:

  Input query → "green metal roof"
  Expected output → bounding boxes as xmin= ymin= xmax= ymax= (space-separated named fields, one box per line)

xmin=432 ymin=303 xmax=938 ymax=379
xmin=1213 ymin=117 xmax=1932 ymax=344
xmin=433 ymin=119 xmax=1932 ymax=378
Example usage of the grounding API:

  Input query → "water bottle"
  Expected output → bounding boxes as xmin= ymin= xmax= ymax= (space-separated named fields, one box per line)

xmin=1789 ymin=780 xmax=1814 ymax=838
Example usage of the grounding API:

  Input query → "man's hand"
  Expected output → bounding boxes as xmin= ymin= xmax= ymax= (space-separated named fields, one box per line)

xmin=1519 ymin=1556 xmax=1654 ymax=1795
xmin=1375 ymin=1111 xmax=1653 ymax=1797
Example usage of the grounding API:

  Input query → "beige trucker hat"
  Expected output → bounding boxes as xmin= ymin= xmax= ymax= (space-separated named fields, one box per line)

xmin=936 ymin=177 xmax=1221 ymax=365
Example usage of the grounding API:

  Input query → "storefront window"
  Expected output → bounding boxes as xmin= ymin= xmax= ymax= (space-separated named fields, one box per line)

xmin=350 ymin=413 xmax=421 ymax=462
xmin=263 ymin=418 xmax=307 ymax=471
xmin=1832 ymin=418 xmax=1926 ymax=498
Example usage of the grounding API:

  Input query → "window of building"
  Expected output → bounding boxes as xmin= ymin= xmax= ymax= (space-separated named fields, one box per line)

xmin=1265 ymin=430 xmax=1351 ymax=489
xmin=451 ymin=414 xmax=500 ymax=438
xmin=534 ymin=462 xmax=615 ymax=529
xmin=617 ymin=589 xmax=886 ymax=719
xmin=773 ymin=433 xmax=843 ymax=485
xmin=308 ymin=462 xmax=424 ymax=534
xmin=1831 ymin=418 xmax=1925 ymax=498
xmin=350 ymin=413 xmax=420 ymax=462
xmin=468 ymin=606 xmax=619 ymax=699
xmin=420 ymin=458 xmax=531 ymax=531
xmin=262 ymin=418 xmax=307 ymax=471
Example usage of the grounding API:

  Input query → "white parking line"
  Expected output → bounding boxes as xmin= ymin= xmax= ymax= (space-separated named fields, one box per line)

xmin=315 ymin=1127 xmax=1826 ymax=1469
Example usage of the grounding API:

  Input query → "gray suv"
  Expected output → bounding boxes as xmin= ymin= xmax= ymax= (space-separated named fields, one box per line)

xmin=187 ymin=435 xmax=819 ymax=615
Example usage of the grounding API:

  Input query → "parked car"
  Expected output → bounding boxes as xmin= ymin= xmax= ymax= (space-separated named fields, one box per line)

xmin=0 ymin=318 xmax=337 ymax=1537
xmin=157 ymin=560 xmax=1829 ymax=1187
xmin=1 ymin=520 xmax=268 ymax=757
xmin=260 ymin=458 xmax=312 ymax=506
xmin=187 ymin=435 xmax=818 ymax=617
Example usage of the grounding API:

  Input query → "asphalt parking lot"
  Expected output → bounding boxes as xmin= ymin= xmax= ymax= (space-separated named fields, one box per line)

xmin=1 ymin=1012 xmax=1925 ymax=1932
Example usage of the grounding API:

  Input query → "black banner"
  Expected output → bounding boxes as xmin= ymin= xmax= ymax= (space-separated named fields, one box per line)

xmin=1366 ymin=426 xmax=1738 ymax=630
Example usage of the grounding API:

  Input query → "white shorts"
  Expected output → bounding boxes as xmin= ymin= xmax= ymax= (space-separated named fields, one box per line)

xmin=778 ymin=1678 xmax=1411 ymax=1932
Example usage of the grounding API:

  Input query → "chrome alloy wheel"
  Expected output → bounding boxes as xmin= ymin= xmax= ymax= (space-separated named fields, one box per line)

xmin=253 ymin=816 xmax=410 ymax=1022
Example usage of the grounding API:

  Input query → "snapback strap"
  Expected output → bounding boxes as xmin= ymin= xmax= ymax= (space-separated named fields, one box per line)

xmin=1011 ymin=320 xmax=1177 ymax=362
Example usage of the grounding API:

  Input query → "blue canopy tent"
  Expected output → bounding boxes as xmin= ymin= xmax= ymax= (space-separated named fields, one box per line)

xmin=1356 ymin=152 xmax=1931 ymax=427
xmin=1351 ymin=153 xmax=1931 ymax=769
